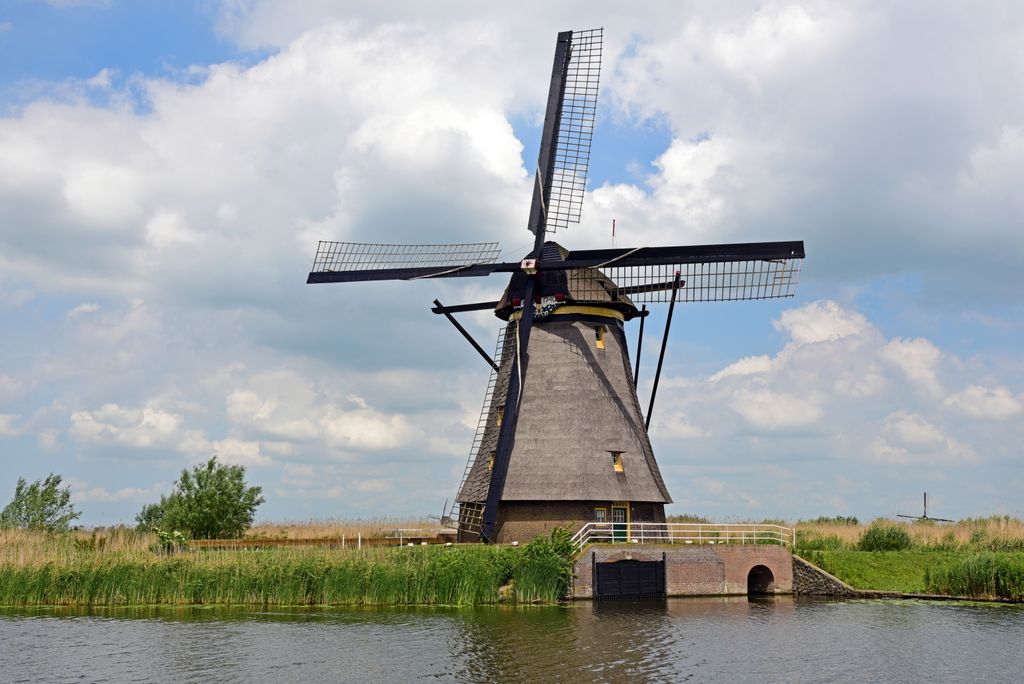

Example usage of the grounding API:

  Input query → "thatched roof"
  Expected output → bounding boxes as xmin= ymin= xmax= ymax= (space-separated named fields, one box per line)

xmin=457 ymin=299 xmax=671 ymax=504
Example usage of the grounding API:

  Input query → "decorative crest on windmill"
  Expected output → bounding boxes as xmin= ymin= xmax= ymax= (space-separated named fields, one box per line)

xmin=307 ymin=28 xmax=806 ymax=543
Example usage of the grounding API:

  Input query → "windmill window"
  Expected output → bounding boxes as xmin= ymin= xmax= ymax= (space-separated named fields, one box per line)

xmin=595 ymin=326 xmax=606 ymax=350
xmin=610 ymin=451 xmax=624 ymax=473
xmin=594 ymin=507 xmax=607 ymax=523
xmin=496 ymin=405 xmax=504 ymax=428
xmin=487 ymin=451 xmax=496 ymax=471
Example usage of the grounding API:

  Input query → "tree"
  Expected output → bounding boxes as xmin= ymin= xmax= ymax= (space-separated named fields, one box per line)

xmin=136 ymin=457 xmax=264 ymax=539
xmin=0 ymin=473 xmax=81 ymax=533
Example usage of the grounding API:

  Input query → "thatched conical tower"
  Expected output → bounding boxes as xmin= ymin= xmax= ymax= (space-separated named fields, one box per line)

xmin=456 ymin=243 xmax=671 ymax=542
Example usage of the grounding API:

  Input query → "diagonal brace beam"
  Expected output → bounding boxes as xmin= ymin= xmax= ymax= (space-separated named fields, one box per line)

xmin=433 ymin=299 xmax=499 ymax=372
xmin=645 ymin=273 xmax=683 ymax=430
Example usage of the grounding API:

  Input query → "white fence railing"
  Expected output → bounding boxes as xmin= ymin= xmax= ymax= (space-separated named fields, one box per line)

xmin=571 ymin=522 xmax=795 ymax=553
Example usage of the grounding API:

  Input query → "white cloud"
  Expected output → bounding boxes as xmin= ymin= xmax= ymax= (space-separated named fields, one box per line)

xmin=832 ymin=366 xmax=885 ymax=398
xmin=38 ymin=431 xmax=60 ymax=453
xmin=69 ymin=402 xmax=190 ymax=450
xmin=283 ymin=463 xmax=314 ymax=478
xmin=176 ymin=430 xmax=212 ymax=455
xmin=880 ymin=337 xmax=943 ymax=396
xmin=68 ymin=302 xmax=100 ymax=318
xmin=711 ymin=354 xmax=772 ymax=381
xmin=222 ymin=370 xmax=422 ymax=453
xmin=86 ymin=68 xmax=114 ymax=90
xmin=708 ymin=4 xmax=845 ymax=88
xmin=730 ymin=389 xmax=822 ymax=431
xmin=0 ymin=374 xmax=23 ymax=399
xmin=653 ymin=411 xmax=707 ymax=439
xmin=321 ymin=405 xmax=414 ymax=451
xmin=960 ymin=126 xmax=1024 ymax=209
xmin=0 ymin=414 xmax=21 ymax=437
xmin=353 ymin=478 xmax=389 ymax=493
xmin=211 ymin=438 xmax=269 ymax=466
xmin=62 ymin=160 xmax=144 ymax=225
xmin=774 ymin=300 xmax=871 ymax=345
xmin=945 ymin=385 xmax=1024 ymax=420
xmin=144 ymin=210 xmax=200 ymax=249
xmin=72 ymin=299 xmax=154 ymax=344
xmin=869 ymin=411 xmax=977 ymax=465
xmin=649 ymin=135 xmax=734 ymax=228
xmin=69 ymin=479 xmax=165 ymax=504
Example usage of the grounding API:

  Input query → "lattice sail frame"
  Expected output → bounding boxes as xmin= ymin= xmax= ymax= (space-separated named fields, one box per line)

xmin=546 ymin=27 xmax=602 ymax=234
xmin=568 ymin=258 xmax=803 ymax=303
xmin=311 ymin=241 xmax=501 ymax=273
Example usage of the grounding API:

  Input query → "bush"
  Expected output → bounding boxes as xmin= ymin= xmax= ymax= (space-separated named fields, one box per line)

xmin=858 ymin=523 xmax=914 ymax=551
xmin=0 ymin=474 xmax=80 ymax=533
xmin=514 ymin=528 xmax=575 ymax=602
xmin=136 ymin=457 xmax=264 ymax=539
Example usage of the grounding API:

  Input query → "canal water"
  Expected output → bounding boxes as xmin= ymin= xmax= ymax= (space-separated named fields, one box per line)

xmin=1 ymin=597 xmax=1021 ymax=682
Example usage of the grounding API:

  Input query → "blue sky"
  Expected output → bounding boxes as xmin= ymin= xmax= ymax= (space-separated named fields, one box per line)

xmin=1 ymin=2 xmax=232 ymax=84
xmin=1 ymin=1 xmax=1023 ymax=526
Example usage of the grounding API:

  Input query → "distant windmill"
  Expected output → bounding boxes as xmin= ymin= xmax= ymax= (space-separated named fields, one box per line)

xmin=307 ymin=28 xmax=806 ymax=542
xmin=897 ymin=492 xmax=954 ymax=523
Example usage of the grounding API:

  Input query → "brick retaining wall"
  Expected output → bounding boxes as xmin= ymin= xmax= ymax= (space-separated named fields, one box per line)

xmin=573 ymin=544 xmax=793 ymax=598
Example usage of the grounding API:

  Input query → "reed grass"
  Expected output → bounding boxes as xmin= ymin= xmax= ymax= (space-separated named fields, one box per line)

xmin=0 ymin=529 xmax=571 ymax=607
xmin=795 ymin=515 xmax=1024 ymax=553
xmin=925 ymin=553 xmax=1024 ymax=600
xmin=244 ymin=517 xmax=435 ymax=541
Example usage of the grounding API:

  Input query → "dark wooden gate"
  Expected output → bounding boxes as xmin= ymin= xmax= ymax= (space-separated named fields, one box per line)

xmin=594 ymin=557 xmax=666 ymax=599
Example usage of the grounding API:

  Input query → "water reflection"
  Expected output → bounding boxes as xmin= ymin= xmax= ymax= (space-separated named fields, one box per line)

xmin=2 ymin=598 xmax=1023 ymax=683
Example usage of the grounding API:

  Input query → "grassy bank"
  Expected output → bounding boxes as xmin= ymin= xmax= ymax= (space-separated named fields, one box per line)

xmin=0 ymin=529 xmax=573 ymax=607
xmin=800 ymin=550 xmax=1024 ymax=599
xmin=800 ymin=550 xmax=961 ymax=593
xmin=790 ymin=515 xmax=1024 ymax=600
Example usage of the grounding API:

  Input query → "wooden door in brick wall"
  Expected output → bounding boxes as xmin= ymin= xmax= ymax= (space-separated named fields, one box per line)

xmin=612 ymin=504 xmax=628 ymax=542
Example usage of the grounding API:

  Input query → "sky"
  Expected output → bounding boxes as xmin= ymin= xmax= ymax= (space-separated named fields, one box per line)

xmin=1 ymin=0 xmax=1022 ymax=526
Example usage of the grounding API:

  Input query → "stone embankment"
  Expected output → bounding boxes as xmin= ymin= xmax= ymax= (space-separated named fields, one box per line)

xmin=792 ymin=555 xmax=860 ymax=596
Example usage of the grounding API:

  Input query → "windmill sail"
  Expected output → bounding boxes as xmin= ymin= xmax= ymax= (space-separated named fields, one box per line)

xmin=307 ymin=241 xmax=502 ymax=283
xmin=585 ymin=257 xmax=803 ymax=303
xmin=546 ymin=27 xmax=602 ymax=234
xmin=559 ymin=241 xmax=805 ymax=303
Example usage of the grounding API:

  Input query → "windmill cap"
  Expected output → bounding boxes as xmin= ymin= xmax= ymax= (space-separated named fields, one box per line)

xmin=494 ymin=242 xmax=641 ymax=321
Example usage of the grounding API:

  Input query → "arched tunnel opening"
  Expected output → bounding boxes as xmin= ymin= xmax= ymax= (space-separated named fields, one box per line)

xmin=747 ymin=565 xmax=775 ymax=595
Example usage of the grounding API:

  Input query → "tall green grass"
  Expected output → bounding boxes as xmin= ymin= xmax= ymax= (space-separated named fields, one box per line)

xmin=925 ymin=553 xmax=1024 ymax=600
xmin=0 ymin=530 xmax=575 ymax=607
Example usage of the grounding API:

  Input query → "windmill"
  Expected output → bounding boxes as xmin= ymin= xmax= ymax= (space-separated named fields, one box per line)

xmin=307 ymin=28 xmax=805 ymax=542
xmin=897 ymin=492 xmax=954 ymax=523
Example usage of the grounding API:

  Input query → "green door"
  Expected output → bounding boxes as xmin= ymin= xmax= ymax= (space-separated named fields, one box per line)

xmin=612 ymin=505 xmax=628 ymax=543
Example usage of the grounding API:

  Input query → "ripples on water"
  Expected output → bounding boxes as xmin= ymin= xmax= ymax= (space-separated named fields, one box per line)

xmin=2 ymin=598 xmax=1023 ymax=683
